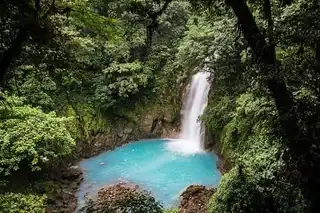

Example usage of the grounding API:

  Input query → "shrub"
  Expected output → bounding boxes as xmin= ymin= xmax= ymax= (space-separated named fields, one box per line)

xmin=205 ymin=92 xmax=307 ymax=213
xmin=0 ymin=193 xmax=46 ymax=213
xmin=0 ymin=94 xmax=75 ymax=175
xmin=208 ymin=165 xmax=307 ymax=213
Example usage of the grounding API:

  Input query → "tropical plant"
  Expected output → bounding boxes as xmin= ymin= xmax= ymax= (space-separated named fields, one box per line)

xmin=0 ymin=94 xmax=75 ymax=175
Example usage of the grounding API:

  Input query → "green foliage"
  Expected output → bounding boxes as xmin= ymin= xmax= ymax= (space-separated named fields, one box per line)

xmin=69 ymin=1 xmax=120 ymax=38
xmin=0 ymin=193 xmax=46 ymax=213
xmin=209 ymin=166 xmax=307 ymax=213
xmin=204 ymin=93 xmax=307 ymax=212
xmin=9 ymin=65 xmax=57 ymax=111
xmin=2 ymin=0 xmax=320 ymax=212
xmin=3 ymin=0 xmax=191 ymax=128
xmin=175 ymin=16 xmax=214 ymax=70
xmin=204 ymin=93 xmax=276 ymax=155
xmin=209 ymin=167 xmax=265 ymax=213
xmin=0 ymin=94 xmax=75 ymax=175
xmin=203 ymin=96 xmax=234 ymax=136
xmin=220 ymin=93 xmax=275 ymax=154
xmin=203 ymin=91 xmax=308 ymax=213
xmin=209 ymin=126 xmax=306 ymax=213
xmin=92 ymin=61 xmax=152 ymax=111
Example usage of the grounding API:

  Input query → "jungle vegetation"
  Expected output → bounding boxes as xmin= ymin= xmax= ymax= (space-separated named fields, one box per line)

xmin=0 ymin=0 xmax=319 ymax=212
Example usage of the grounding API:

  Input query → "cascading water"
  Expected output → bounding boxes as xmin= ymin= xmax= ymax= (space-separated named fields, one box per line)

xmin=180 ymin=72 xmax=211 ymax=146
xmin=167 ymin=71 xmax=211 ymax=154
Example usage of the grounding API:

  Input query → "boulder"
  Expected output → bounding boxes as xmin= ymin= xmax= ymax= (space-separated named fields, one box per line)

xmin=62 ymin=165 xmax=83 ymax=181
xmin=178 ymin=185 xmax=216 ymax=213
xmin=124 ymin=126 xmax=133 ymax=134
xmin=117 ymin=131 xmax=124 ymax=138
xmin=45 ymin=180 xmax=81 ymax=213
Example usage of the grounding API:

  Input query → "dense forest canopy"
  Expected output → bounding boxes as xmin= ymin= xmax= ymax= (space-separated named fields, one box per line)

xmin=1 ymin=0 xmax=320 ymax=212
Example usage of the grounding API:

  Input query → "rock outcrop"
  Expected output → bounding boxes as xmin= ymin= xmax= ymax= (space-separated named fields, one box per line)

xmin=81 ymin=183 xmax=163 ymax=213
xmin=77 ymin=112 xmax=179 ymax=159
xmin=46 ymin=165 xmax=83 ymax=213
xmin=178 ymin=185 xmax=216 ymax=213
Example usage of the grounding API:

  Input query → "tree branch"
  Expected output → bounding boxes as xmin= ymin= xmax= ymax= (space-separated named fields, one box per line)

xmin=0 ymin=30 xmax=28 ymax=86
xmin=152 ymin=0 xmax=172 ymax=18
xmin=279 ymin=0 xmax=292 ymax=6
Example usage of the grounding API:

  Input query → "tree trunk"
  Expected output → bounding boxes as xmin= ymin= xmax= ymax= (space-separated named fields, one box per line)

xmin=0 ymin=29 xmax=28 ymax=85
xmin=263 ymin=0 xmax=274 ymax=48
xmin=316 ymin=39 xmax=320 ymax=101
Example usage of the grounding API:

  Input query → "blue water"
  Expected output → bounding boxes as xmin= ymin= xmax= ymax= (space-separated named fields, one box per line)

xmin=77 ymin=139 xmax=221 ymax=207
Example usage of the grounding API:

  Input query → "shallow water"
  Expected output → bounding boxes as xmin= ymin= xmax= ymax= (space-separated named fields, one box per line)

xmin=77 ymin=139 xmax=221 ymax=208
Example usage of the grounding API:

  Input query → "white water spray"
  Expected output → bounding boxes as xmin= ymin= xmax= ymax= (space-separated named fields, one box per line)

xmin=168 ymin=71 xmax=211 ymax=154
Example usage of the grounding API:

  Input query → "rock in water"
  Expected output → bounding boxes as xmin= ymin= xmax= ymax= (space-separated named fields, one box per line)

xmin=179 ymin=185 xmax=216 ymax=213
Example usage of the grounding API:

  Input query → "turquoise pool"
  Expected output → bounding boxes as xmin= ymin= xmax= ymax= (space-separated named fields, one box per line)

xmin=77 ymin=139 xmax=221 ymax=208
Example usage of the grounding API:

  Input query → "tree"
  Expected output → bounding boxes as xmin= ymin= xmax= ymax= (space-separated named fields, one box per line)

xmin=0 ymin=94 xmax=75 ymax=176
xmin=0 ymin=0 xmax=72 ymax=84
xmin=0 ymin=193 xmax=46 ymax=213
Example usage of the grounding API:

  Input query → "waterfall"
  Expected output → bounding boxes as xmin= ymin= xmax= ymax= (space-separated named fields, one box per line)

xmin=167 ymin=71 xmax=211 ymax=154
xmin=180 ymin=72 xmax=211 ymax=146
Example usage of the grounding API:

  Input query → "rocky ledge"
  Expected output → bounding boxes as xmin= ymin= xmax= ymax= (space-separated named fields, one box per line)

xmin=45 ymin=165 xmax=83 ymax=213
xmin=178 ymin=185 xmax=216 ymax=213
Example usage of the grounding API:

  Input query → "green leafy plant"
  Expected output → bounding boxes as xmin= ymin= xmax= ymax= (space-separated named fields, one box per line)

xmin=0 ymin=94 xmax=75 ymax=175
xmin=0 ymin=193 xmax=46 ymax=213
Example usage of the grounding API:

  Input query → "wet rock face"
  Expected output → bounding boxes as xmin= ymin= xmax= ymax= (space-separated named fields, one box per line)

xmin=178 ymin=185 xmax=216 ymax=213
xmin=77 ymin=114 xmax=179 ymax=159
